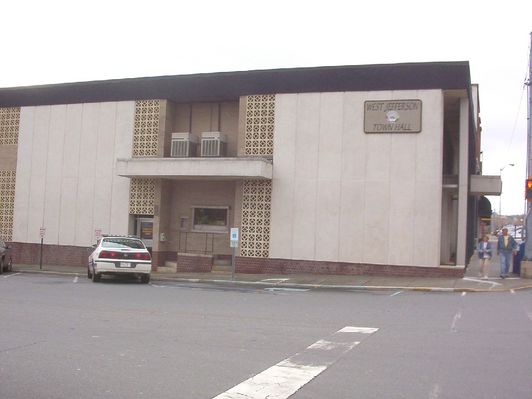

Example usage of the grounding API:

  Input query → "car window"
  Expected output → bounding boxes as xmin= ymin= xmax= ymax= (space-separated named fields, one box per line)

xmin=102 ymin=238 xmax=145 ymax=249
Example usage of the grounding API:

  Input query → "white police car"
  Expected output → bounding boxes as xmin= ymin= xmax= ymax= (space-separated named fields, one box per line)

xmin=88 ymin=235 xmax=151 ymax=283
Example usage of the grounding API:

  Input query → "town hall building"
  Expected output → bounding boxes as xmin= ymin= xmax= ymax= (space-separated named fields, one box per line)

xmin=0 ymin=62 xmax=501 ymax=276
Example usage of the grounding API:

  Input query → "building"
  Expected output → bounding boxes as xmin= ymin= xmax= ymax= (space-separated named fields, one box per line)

xmin=0 ymin=62 xmax=501 ymax=276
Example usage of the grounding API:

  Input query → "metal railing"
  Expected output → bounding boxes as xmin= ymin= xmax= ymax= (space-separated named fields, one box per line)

xmin=178 ymin=231 xmax=228 ymax=254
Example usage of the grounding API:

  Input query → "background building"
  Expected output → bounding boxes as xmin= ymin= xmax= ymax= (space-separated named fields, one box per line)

xmin=0 ymin=62 xmax=500 ymax=276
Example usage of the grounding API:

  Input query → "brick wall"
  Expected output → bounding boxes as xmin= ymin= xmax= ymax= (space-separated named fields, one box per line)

xmin=235 ymin=256 xmax=465 ymax=278
xmin=176 ymin=253 xmax=213 ymax=272
xmin=9 ymin=242 xmax=89 ymax=267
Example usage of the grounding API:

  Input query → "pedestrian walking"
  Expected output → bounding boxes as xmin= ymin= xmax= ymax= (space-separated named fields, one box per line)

xmin=477 ymin=235 xmax=492 ymax=279
xmin=497 ymin=228 xmax=518 ymax=279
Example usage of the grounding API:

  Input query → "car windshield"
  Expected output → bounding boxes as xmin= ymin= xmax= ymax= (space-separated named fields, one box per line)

xmin=101 ymin=238 xmax=145 ymax=249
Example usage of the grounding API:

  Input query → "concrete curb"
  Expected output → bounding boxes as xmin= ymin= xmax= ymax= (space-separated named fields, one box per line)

xmin=143 ymin=276 xmax=532 ymax=293
xmin=12 ymin=269 xmax=532 ymax=293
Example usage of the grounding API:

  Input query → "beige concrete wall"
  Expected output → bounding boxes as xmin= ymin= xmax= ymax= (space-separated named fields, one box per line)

xmin=270 ymin=90 xmax=444 ymax=267
xmin=163 ymin=181 xmax=236 ymax=256
xmin=168 ymin=102 xmax=239 ymax=156
xmin=13 ymin=102 xmax=134 ymax=246
xmin=157 ymin=179 xmax=173 ymax=252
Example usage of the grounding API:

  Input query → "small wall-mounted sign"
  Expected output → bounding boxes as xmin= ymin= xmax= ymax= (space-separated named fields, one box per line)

xmin=230 ymin=227 xmax=239 ymax=248
xmin=39 ymin=227 xmax=46 ymax=239
xmin=364 ymin=99 xmax=422 ymax=133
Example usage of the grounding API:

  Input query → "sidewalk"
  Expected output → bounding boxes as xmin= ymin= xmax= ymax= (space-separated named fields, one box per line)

xmin=10 ymin=256 xmax=532 ymax=293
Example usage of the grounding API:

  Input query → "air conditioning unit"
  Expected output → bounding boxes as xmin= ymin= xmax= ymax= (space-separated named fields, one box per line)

xmin=200 ymin=132 xmax=226 ymax=157
xmin=170 ymin=133 xmax=198 ymax=157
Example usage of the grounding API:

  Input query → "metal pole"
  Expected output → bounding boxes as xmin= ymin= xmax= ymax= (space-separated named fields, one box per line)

xmin=526 ymin=32 xmax=532 ymax=259
xmin=39 ymin=237 xmax=43 ymax=270
xmin=525 ymin=32 xmax=532 ymax=200
xmin=231 ymin=246 xmax=235 ymax=280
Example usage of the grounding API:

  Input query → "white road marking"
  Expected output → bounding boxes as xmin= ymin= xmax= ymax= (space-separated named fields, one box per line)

xmin=390 ymin=291 xmax=403 ymax=297
xmin=212 ymin=326 xmax=378 ymax=399
xmin=462 ymin=277 xmax=502 ymax=286
xmin=510 ymin=289 xmax=516 ymax=295
xmin=461 ymin=292 xmax=467 ymax=297
xmin=73 ymin=276 xmax=79 ymax=283
xmin=261 ymin=278 xmax=290 ymax=282
xmin=429 ymin=384 xmax=442 ymax=399
xmin=3 ymin=272 xmax=21 ymax=279
xmin=338 ymin=326 xmax=379 ymax=334
xmin=150 ymin=284 xmax=167 ymax=288
xmin=307 ymin=339 xmax=360 ymax=351
xmin=451 ymin=311 xmax=462 ymax=333
xmin=264 ymin=287 xmax=309 ymax=292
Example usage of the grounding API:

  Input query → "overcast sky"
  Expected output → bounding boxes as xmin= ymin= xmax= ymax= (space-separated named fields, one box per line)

xmin=1 ymin=0 xmax=530 ymax=216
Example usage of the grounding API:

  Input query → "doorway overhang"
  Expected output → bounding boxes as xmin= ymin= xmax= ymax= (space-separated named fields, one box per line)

xmin=116 ymin=157 xmax=273 ymax=180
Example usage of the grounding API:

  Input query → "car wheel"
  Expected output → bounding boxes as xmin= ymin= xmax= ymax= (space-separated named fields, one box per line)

xmin=92 ymin=271 xmax=101 ymax=282
xmin=87 ymin=267 xmax=92 ymax=279
xmin=140 ymin=274 xmax=150 ymax=284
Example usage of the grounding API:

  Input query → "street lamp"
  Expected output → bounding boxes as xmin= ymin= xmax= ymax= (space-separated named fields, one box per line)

xmin=499 ymin=163 xmax=515 ymax=217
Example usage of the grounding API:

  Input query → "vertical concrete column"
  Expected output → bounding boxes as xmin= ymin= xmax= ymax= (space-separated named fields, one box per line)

xmin=456 ymin=97 xmax=469 ymax=266
xmin=237 ymin=96 xmax=247 ymax=157
xmin=233 ymin=181 xmax=243 ymax=256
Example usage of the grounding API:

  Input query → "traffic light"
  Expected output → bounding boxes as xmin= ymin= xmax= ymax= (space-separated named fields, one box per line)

xmin=527 ymin=178 xmax=532 ymax=201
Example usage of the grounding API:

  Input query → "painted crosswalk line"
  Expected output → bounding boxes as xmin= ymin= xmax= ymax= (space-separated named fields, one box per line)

xmin=212 ymin=326 xmax=379 ymax=399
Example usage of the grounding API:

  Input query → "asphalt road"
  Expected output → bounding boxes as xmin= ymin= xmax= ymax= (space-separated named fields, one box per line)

xmin=1 ymin=272 xmax=531 ymax=399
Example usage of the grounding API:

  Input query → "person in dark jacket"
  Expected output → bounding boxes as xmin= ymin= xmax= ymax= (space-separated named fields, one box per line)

xmin=497 ymin=228 xmax=518 ymax=278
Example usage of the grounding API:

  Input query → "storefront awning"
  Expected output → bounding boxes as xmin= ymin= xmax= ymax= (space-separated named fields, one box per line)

xmin=116 ymin=157 xmax=273 ymax=180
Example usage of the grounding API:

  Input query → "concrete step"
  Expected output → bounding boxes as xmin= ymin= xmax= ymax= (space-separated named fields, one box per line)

xmin=213 ymin=257 xmax=231 ymax=267
xmin=211 ymin=264 xmax=232 ymax=273
xmin=164 ymin=261 xmax=177 ymax=268
xmin=157 ymin=263 xmax=177 ymax=273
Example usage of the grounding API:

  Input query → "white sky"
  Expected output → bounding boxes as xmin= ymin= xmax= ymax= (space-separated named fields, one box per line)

xmin=1 ymin=0 xmax=530 ymax=216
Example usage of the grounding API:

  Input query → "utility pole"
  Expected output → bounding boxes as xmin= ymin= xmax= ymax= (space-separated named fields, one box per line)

xmin=525 ymin=32 xmax=532 ymax=259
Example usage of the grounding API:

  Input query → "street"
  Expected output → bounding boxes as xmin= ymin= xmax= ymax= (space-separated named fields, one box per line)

xmin=1 ymin=272 xmax=531 ymax=399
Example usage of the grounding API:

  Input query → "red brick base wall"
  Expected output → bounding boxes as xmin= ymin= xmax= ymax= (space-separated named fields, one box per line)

xmin=151 ymin=251 xmax=177 ymax=268
xmin=8 ymin=242 xmax=89 ymax=267
xmin=176 ymin=253 xmax=213 ymax=272
xmin=235 ymin=256 xmax=465 ymax=278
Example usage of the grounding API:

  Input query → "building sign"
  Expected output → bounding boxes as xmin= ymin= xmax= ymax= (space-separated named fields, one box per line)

xmin=364 ymin=100 xmax=422 ymax=133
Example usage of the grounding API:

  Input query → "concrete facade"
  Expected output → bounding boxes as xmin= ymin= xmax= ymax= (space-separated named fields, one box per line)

xmin=13 ymin=102 xmax=134 ymax=246
xmin=271 ymin=90 xmax=444 ymax=267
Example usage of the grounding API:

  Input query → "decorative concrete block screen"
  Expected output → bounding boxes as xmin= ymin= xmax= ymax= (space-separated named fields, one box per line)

xmin=0 ymin=170 xmax=16 ymax=240
xmin=0 ymin=107 xmax=19 ymax=145
xmin=129 ymin=178 xmax=155 ymax=216
xmin=133 ymin=100 xmax=160 ymax=157
xmin=245 ymin=95 xmax=275 ymax=156
xmin=240 ymin=180 xmax=272 ymax=258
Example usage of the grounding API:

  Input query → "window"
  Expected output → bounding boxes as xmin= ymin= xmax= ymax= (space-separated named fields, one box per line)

xmin=102 ymin=238 xmax=145 ymax=249
xmin=192 ymin=207 xmax=228 ymax=232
